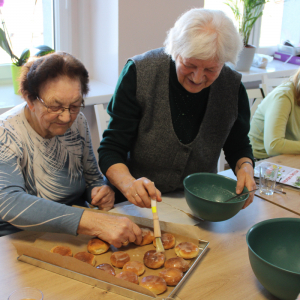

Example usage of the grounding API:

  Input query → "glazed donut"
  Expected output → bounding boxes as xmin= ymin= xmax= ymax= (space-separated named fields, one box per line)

xmin=87 ymin=237 xmax=110 ymax=255
xmin=153 ymin=233 xmax=175 ymax=250
xmin=110 ymin=251 xmax=130 ymax=268
xmin=134 ymin=228 xmax=155 ymax=246
xmin=115 ymin=271 xmax=139 ymax=284
xmin=143 ymin=250 xmax=165 ymax=269
xmin=140 ymin=275 xmax=167 ymax=295
xmin=96 ymin=263 xmax=116 ymax=276
xmin=123 ymin=261 xmax=145 ymax=276
xmin=74 ymin=251 xmax=95 ymax=266
xmin=164 ymin=257 xmax=190 ymax=272
xmin=175 ymin=242 xmax=199 ymax=259
xmin=159 ymin=268 xmax=183 ymax=286
xmin=50 ymin=245 xmax=72 ymax=257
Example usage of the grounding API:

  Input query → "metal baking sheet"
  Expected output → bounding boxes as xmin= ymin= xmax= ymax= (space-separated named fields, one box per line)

xmin=17 ymin=239 xmax=209 ymax=300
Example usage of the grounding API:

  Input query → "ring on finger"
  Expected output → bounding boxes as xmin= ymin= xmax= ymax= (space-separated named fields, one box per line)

xmin=134 ymin=193 xmax=139 ymax=197
xmin=122 ymin=240 xmax=129 ymax=246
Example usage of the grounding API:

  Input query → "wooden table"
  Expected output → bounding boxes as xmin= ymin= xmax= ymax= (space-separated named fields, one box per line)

xmin=221 ymin=154 xmax=300 ymax=217
xmin=0 ymin=194 xmax=298 ymax=300
xmin=255 ymin=155 xmax=300 ymax=216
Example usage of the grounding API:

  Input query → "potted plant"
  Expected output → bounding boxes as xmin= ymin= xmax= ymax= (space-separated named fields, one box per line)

xmin=225 ymin=0 xmax=269 ymax=71
xmin=0 ymin=1 xmax=54 ymax=94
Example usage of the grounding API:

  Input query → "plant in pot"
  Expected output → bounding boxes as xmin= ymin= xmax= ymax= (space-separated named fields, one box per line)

xmin=0 ymin=1 xmax=54 ymax=94
xmin=225 ymin=0 xmax=269 ymax=71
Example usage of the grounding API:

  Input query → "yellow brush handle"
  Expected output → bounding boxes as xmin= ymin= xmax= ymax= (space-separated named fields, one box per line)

xmin=151 ymin=199 xmax=161 ymax=238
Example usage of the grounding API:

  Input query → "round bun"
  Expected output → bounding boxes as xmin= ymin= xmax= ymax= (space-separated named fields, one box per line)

xmin=87 ymin=238 xmax=110 ymax=255
xmin=50 ymin=245 xmax=72 ymax=257
xmin=164 ymin=257 xmax=190 ymax=272
xmin=96 ymin=263 xmax=116 ymax=276
xmin=110 ymin=251 xmax=130 ymax=268
xmin=74 ymin=251 xmax=95 ymax=266
xmin=140 ymin=275 xmax=167 ymax=295
xmin=123 ymin=261 xmax=145 ymax=276
xmin=143 ymin=250 xmax=165 ymax=269
xmin=159 ymin=268 xmax=183 ymax=286
xmin=175 ymin=242 xmax=199 ymax=259
xmin=153 ymin=233 xmax=175 ymax=250
xmin=135 ymin=228 xmax=155 ymax=246
xmin=115 ymin=271 xmax=139 ymax=284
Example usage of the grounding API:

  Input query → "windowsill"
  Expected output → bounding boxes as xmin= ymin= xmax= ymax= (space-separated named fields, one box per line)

xmin=236 ymin=59 xmax=299 ymax=82
xmin=0 ymin=79 xmax=115 ymax=114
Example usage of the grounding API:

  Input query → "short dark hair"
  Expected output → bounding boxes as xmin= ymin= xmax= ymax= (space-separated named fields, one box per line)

xmin=20 ymin=52 xmax=89 ymax=101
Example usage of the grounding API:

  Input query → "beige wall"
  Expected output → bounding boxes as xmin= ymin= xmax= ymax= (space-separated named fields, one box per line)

xmin=118 ymin=0 xmax=204 ymax=73
xmin=90 ymin=0 xmax=204 ymax=86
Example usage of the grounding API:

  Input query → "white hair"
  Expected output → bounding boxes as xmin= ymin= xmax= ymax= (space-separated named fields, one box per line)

xmin=164 ymin=8 xmax=243 ymax=64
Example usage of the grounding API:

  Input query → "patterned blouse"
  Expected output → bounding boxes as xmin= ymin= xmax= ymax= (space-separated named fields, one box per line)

xmin=0 ymin=103 xmax=104 ymax=236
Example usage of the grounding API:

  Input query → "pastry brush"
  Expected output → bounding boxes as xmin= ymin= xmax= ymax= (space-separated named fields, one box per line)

xmin=151 ymin=199 xmax=164 ymax=252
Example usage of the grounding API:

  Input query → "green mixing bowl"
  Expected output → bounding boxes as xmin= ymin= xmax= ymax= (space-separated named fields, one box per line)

xmin=247 ymin=218 xmax=300 ymax=300
xmin=183 ymin=173 xmax=248 ymax=222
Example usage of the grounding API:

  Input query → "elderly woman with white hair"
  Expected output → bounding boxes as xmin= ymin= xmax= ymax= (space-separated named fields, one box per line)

xmin=98 ymin=8 xmax=256 ymax=209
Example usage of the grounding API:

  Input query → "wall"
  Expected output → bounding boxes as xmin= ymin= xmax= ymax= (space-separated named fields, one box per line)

xmin=118 ymin=0 xmax=204 ymax=74
xmin=87 ymin=0 xmax=205 ymax=159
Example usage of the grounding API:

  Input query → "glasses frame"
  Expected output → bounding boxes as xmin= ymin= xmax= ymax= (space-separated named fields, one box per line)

xmin=36 ymin=97 xmax=85 ymax=114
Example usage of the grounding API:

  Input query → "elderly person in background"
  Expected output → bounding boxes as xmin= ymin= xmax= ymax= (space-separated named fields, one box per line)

xmin=249 ymin=69 xmax=300 ymax=159
xmin=0 ymin=52 xmax=142 ymax=247
xmin=98 ymin=8 xmax=256 ymax=209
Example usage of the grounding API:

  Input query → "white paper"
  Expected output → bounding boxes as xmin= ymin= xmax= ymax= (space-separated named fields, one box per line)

xmin=110 ymin=191 xmax=202 ymax=226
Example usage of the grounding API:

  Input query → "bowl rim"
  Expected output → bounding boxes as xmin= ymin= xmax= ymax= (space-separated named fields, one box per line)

xmin=246 ymin=217 xmax=300 ymax=276
xmin=183 ymin=172 xmax=248 ymax=204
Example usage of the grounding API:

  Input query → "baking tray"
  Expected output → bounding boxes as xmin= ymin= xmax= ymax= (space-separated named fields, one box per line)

xmin=16 ymin=239 xmax=209 ymax=299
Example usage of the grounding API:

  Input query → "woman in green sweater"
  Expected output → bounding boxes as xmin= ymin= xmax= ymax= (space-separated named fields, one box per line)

xmin=249 ymin=70 xmax=300 ymax=159
xmin=99 ymin=8 xmax=256 ymax=209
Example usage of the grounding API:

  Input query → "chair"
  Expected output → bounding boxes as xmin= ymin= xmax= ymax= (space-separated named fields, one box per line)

xmin=261 ymin=74 xmax=289 ymax=95
xmin=216 ymin=87 xmax=266 ymax=173
xmin=246 ymin=87 xmax=266 ymax=121
xmin=94 ymin=103 xmax=111 ymax=142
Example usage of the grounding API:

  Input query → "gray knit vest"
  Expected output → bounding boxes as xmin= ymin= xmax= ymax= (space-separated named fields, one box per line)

xmin=127 ymin=48 xmax=241 ymax=193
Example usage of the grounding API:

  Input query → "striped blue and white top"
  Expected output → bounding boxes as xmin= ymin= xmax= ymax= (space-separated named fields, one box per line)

xmin=0 ymin=103 xmax=104 ymax=236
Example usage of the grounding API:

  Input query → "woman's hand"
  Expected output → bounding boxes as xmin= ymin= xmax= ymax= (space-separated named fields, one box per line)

xmin=77 ymin=210 xmax=142 ymax=248
xmin=105 ymin=163 xmax=162 ymax=208
xmin=235 ymin=159 xmax=256 ymax=209
xmin=123 ymin=177 xmax=162 ymax=208
xmin=91 ymin=185 xmax=115 ymax=211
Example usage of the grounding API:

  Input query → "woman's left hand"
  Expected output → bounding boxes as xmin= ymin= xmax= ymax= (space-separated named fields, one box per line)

xmin=235 ymin=160 xmax=256 ymax=209
xmin=91 ymin=185 xmax=115 ymax=211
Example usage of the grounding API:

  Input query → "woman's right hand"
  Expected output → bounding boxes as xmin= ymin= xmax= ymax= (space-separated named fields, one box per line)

xmin=105 ymin=163 xmax=162 ymax=208
xmin=77 ymin=210 xmax=142 ymax=248
xmin=123 ymin=177 xmax=162 ymax=208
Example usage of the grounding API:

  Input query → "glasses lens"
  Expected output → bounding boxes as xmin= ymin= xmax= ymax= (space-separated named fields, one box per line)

xmin=48 ymin=106 xmax=64 ymax=114
xmin=69 ymin=106 xmax=82 ymax=114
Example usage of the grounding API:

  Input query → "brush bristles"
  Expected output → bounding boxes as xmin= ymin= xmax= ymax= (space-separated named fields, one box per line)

xmin=155 ymin=237 xmax=165 ymax=252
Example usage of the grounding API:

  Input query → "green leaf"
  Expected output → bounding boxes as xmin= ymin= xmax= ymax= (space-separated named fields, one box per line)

xmin=34 ymin=45 xmax=54 ymax=57
xmin=35 ymin=45 xmax=54 ymax=52
xmin=15 ymin=48 xmax=30 ymax=66
xmin=0 ymin=28 xmax=14 ymax=58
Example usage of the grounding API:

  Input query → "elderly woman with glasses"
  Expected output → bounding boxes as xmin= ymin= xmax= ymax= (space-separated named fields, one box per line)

xmin=0 ymin=52 xmax=142 ymax=247
xmin=99 ymin=8 xmax=256 ymax=209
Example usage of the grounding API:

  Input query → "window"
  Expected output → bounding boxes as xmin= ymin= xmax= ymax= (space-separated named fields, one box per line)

xmin=204 ymin=0 xmax=299 ymax=55
xmin=0 ymin=0 xmax=53 ymax=78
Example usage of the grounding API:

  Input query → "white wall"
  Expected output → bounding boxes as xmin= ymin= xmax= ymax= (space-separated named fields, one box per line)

xmin=118 ymin=0 xmax=204 ymax=74
xmin=59 ymin=1 xmax=205 ymax=159
xmin=90 ymin=0 xmax=204 ymax=84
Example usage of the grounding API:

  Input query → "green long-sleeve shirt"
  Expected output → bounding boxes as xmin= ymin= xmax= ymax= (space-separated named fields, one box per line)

xmin=98 ymin=60 xmax=254 ymax=175
xmin=249 ymin=81 xmax=300 ymax=159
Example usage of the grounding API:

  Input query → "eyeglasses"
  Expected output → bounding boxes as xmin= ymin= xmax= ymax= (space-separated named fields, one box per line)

xmin=37 ymin=97 xmax=85 ymax=114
